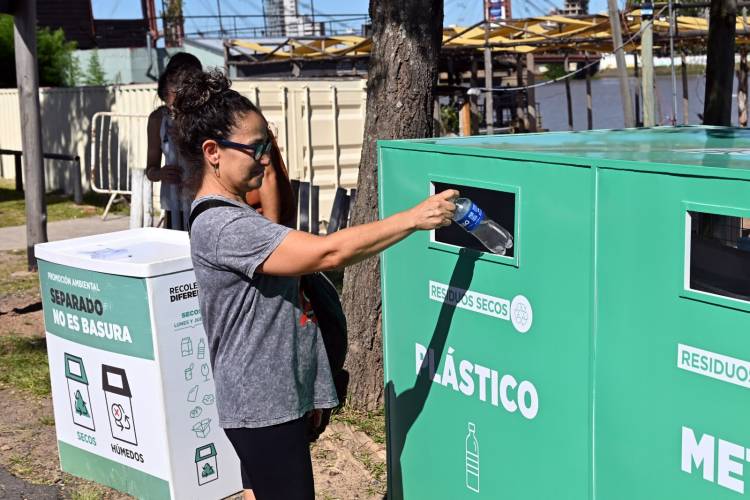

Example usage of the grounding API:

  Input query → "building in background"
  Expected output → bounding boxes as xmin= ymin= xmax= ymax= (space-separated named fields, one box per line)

xmin=263 ymin=0 xmax=324 ymax=36
xmin=561 ymin=0 xmax=589 ymax=16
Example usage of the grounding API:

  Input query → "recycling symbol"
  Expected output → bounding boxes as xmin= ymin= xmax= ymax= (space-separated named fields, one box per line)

xmin=202 ymin=463 xmax=215 ymax=478
xmin=509 ymin=295 xmax=533 ymax=333
xmin=74 ymin=390 xmax=89 ymax=417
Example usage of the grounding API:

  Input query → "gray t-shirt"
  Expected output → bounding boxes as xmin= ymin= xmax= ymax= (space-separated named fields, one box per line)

xmin=190 ymin=195 xmax=338 ymax=428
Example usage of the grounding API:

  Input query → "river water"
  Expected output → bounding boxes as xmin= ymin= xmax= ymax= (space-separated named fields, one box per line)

xmin=533 ymin=74 xmax=742 ymax=131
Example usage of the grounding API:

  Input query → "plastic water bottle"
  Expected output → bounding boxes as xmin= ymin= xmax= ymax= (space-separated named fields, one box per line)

xmin=465 ymin=422 xmax=480 ymax=492
xmin=452 ymin=198 xmax=513 ymax=255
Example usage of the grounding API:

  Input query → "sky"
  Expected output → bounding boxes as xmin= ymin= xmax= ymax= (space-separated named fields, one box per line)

xmin=91 ymin=0 xmax=618 ymax=37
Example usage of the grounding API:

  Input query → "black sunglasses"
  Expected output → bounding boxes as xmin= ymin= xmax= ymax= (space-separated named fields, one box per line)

xmin=217 ymin=137 xmax=273 ymax=161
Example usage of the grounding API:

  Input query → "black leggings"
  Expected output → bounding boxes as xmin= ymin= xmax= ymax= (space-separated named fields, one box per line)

xmin=224 ymin=417 xmax=314 ymax=500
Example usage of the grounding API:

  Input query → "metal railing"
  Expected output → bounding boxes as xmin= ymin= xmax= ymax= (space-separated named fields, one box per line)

xmin=89 ymin=112 xmax=150 ymax=219
xmin=0 ymin=148 xmax=82 ymax=204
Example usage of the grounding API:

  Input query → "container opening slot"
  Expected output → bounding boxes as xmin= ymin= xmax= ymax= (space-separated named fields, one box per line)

xmin=688 ymin=211 xmax=750 ymax=302
xmin=107 ymin=372 xmax=124 ymax=389
xmin=432 ymin=181 xmax=515 ymax=257
xmin=68 ymin=361 xmax=82 ymax=377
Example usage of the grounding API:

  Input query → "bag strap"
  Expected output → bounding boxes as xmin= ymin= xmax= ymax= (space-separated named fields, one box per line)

xmin=188 ymin=199 xmax=238 ymax=236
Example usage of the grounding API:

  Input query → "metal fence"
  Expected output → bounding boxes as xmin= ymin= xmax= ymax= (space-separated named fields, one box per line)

xmin=0 ymin=79 xmax=366 ymax=228
xmin=90 ymin=112 xmax=150 ymax=219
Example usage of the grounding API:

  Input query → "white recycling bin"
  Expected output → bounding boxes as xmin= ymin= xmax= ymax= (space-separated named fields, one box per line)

xmin=36 ymin=228 xmax=242 ymax=499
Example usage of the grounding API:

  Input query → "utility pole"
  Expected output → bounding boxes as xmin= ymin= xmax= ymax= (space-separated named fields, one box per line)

xmin=526 ymin=53 xmax=537 ymax=131
xmin=607 ymin=0 xmax=635 ymax=127
xmin=216 ymin=0 xmax=224 ymax=37
xmin=13 ymin=0 xmax=47 ymax=270
xmin=641 ymin=0 xmax=655 ymax=127
xmin=484 ymin=0 xmax=494 ymax=134
xmin=668 ymin=0 xmax=678 ymax=125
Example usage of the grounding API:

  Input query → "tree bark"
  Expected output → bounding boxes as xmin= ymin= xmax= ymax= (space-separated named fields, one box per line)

xmin=703 ymin=0 xmax=737 ymax=125
xmin=14 ymin=0 xmax=47 ymax=270
xmin=341 ymin=0 xmax=444 ymax=411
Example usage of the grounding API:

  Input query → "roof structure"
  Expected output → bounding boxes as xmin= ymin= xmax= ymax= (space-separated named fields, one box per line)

xmin=226 ymin=11 xmax=750 ymax=62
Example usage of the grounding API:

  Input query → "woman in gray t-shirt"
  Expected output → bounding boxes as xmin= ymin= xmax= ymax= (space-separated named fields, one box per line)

xmin=171 ymin=70 xmax=457 ymax=500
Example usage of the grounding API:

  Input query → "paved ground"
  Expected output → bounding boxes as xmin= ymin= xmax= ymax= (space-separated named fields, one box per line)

xmin=0 ymin=215 xmax=131 ymax=251
xmin=0 ymin=467 xmax=61 ymax=499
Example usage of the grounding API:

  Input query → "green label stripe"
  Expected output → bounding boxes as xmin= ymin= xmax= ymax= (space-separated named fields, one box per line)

xmin=39 ymin=261 xmax=154 ymax=360
xmin=59 ymin=441 xmax=170 ymax=499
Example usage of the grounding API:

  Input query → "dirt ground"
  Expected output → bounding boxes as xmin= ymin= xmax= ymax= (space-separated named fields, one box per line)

xmin=0 ymin=251 xmax=386 ymax=499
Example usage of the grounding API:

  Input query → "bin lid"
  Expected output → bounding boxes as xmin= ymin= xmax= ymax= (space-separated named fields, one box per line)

xmin=64 ymin=353 xmax=88 ymax=384
xmin=101 ymin=364 xmax=132 ymax=397
xmin=35 ymin=228 xmax=192 ymax=278
xmin=381 ymin=126 xmax=750 ymax=181
xmin=195 ymin=443 xmax=217 ymax=462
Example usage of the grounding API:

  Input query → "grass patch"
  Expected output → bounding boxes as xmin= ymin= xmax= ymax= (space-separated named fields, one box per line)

xmin=0 ymin=178 xmax=128 ymax=229
xmin=0 ymin=335 xmax=51 ymax=396
xmin=331 ymin=406 xmax=386 ymax=445
xmin=38 ymin=415 xmax=55 ymax=426
xmin=69 ymin=483 xmax=107 ymax=500
xmin=8 ymin=454 xmax=35 ymax=477
xmin=0 ymin=249 xmax=39 ymax=295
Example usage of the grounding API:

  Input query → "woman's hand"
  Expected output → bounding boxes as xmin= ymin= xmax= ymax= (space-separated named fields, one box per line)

xmin=160 ymin=165 xmax=183 ymax=184
xmin=407 ymin=189 xmax=459 ymax=230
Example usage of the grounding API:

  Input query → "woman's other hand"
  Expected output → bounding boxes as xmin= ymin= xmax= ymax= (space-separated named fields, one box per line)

xmin=407 ymin=189 xmax=459 ymax=230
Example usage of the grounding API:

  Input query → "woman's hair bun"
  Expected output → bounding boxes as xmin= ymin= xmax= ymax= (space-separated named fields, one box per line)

xmin=173 ymin=69 xmax=231 ymax=115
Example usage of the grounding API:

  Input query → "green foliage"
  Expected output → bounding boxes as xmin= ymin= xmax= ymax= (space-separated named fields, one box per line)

xmin=0 ymin=335 xmax=50 ymax=396
xmin=37 ymin=25 xmax=79 ymax=86
xmin=0 ymin=178 xmax=128 ymax=231
xmin=439 ymin=104 xmax=459 ymax=135
xmin=83 ymin=49 xmax=107 ymax=86
xmin=543 ymin=63 xmax=568 ymax=81
xmin=0 ymin=14 xmax=78 ymax=88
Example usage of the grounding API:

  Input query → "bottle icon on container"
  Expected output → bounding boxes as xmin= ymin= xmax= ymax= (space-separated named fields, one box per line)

xmin=452 ymin=198 xmax=513 ymax=255
xmin=197 ymin=338 xmax=206 ymax=360
xmin=465 ymin=422 xmax=480 ymax=493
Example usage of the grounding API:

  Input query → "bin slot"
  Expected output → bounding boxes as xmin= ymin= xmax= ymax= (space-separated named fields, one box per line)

xmin=688 ymin=211 xmax=750 ymax=302
xmin=432 ymin=181 xmax=516 ymax=257
xmin=68 ymin=361 xmax=82 ymax=377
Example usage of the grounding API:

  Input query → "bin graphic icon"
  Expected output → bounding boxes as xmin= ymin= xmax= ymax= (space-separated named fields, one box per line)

xmin=195 ymin=443 xmax=219 ymax=485
xmin=102 ymin=365 xmax=138 ymax=445
xmin=64 ymin=353 xmax=95 ymax=431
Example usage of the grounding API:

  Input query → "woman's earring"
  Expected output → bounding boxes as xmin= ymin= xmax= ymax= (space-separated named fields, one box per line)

xmin=211 ymin=162 xmax=219 ymax=176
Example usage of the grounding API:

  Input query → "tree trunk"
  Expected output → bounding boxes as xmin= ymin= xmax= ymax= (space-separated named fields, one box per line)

xmin=14 ymin=0 xmax=47 ymax=270
xmin=341 ymin=0 xmax=444 ymax=411
xmin=703 ymin=0 xmax=737 ymax=125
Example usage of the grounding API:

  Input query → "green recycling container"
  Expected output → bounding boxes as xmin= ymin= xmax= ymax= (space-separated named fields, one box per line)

xmin=378 ymin=126 xmax=750 ymax=500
